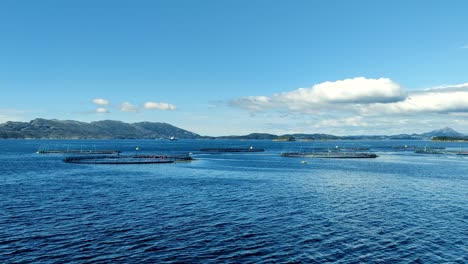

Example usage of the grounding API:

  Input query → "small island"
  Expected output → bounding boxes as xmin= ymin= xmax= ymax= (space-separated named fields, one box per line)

xmin=272 ymin=136 xmax=296 ymax=142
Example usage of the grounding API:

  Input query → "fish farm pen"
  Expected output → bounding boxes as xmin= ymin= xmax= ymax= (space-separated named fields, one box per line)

xmin=63 ymin=155 xmax=193 ymax=164
xmin=414 ymin=148 xmax=445 ymax=154
xmin=36 ymin=144 xmax=121 ymax=155
xmin=281 ymin=152 xmax=378 ymax=159
xmin=38 ymin=150 xmax=121 ymax=154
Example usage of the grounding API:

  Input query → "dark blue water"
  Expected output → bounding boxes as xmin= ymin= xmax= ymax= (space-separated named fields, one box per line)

xmin=1 ymin=139 xmax=467 ymax=263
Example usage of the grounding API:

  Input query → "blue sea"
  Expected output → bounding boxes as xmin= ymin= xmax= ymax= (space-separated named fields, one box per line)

xmin=1 ymin=139 xmax=467 ymax=263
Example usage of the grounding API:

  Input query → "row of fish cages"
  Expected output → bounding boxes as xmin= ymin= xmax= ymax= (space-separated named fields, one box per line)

xmin=279 ymin=143 xmax=468 ymax=159
xmin=35 ymin=143 xmax=467 ymax=164
xmin=384 ymin=145 xmax=467 ymax=155
xmin=413 ymin=148 xmax=468 ymax=155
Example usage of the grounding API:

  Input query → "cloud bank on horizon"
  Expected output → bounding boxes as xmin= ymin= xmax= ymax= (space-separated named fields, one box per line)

xmin=231 ymin=77 xmax=468 ymax=116
xmin=227 ymin=77 xmax=468 ymax=135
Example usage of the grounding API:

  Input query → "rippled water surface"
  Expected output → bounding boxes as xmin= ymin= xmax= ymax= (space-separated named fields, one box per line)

xmin=1 ymin=139 xmax=467 ymax=263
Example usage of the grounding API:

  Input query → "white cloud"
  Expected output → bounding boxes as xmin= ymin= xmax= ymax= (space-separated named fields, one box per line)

xmin=95 ymin=107 xmax=109 ymax=113
xmin=232 ymin=78 xmax=468 ymax=117
xmin=462 ymin=44 xmax=468 ymax=49
xmin=285 ymin=77 xmax=405 ymax=103
xmin=226 ymin=79 xmax=468 ymax=135
xmin=92 ymin=98 xmax=109 ymax=105
xmin=231 ymin=77 xmax=406 ymax=112
xmin=361 ymin=84 xmax=468 ymax=115
xmin=119 ymin=102 xmax=138 ymax=112
xmin=144 ymin=102 xmax=176 ymax=111
xmin=424 ymin=82 xmax=468 ymax=93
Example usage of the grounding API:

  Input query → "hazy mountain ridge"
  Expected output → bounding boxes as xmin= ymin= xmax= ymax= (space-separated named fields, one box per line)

xmin=0 ymin=118 xmax=200 ymax=139
xmin=420 ymin=127 xmax=465 ymax=138
xmin=205 ymin=129 xmax=466 ymax=140
xmin=0 ymin=119 xmax=466 ymax=139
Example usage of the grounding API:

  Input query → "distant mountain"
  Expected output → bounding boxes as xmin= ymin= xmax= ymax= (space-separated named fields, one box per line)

xmin=0 ymin=118 xmax=200 ymax=139
xmin=208 ymin=127 xmax=466 ymax=141
xmin=215 ymin=133 xmax=341 ymax=141
xmin=0 ymin=119 xmax=465 ymax=140
xmin=420 ymin=127 xmax=466 ymax=138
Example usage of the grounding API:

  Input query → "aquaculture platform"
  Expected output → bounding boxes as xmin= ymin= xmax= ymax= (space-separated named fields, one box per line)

xmin=414 ymin=148 xmax=445 ymax=154
xmin=37 ymin=150 xmax=121 ymax=154
xmin=63 ymin=154 xmax=192 ymax=164
xmin=281 ymin=152 xmax=378 ymax=159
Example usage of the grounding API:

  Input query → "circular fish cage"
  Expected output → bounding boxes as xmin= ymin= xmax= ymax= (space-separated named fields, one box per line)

xmin=63 ymin=155 xmax=192 ymax=164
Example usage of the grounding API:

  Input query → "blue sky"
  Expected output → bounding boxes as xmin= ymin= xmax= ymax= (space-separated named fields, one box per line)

xmin=1 ymin=0 xmax=468 ymax=136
